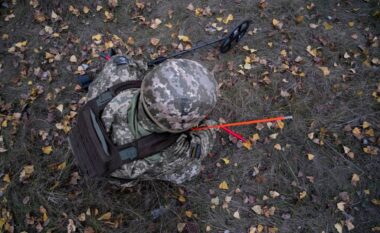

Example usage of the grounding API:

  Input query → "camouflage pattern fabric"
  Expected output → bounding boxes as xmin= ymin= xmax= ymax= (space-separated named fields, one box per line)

xmin=86 ymin=57 xmax=217 ymax=184
xmin=87 ymin=55 xmax=147 ymax=101
xmin=141 ymin=59 xmax=218 ymax=133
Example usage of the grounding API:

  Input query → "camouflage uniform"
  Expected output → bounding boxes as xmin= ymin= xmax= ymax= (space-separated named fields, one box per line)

xmin=87 ymin=56 xmax=217 ymax=184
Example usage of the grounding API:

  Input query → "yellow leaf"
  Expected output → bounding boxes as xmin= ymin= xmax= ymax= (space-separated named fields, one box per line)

xmin=319 ymin=66 xmax=330 ymax=76
xmin=178 ymin=35 xmax=191 ymax=43
xmin=365 ymin=128 xmax=375 ymax=137
xmin=185 ymin=210 xmax=192 ymax=218
xmin=299 ymin=191 xmax=307 ymax=199
xmin=1 ymin=120 xmax=7 ymax=128
xmin=178 ymin=195 xmax=186 ymax=203
xmin=97 ymin=212 xmax=111 ymax=221
xmin=223 ymin=14 xmax=234 ymax=24
xmin=96 ymin=5 xmax=103 ymax=11
xmin=334 ymin=223 xmax=343 ymax=233
xmin=306 ymin=45 xmax=317 ymax=57
xmin=219 ymin=181 xmax=229 ymax=190
xmin=57 ymin=161 xmax=66 ymax=170
xmin=257 ymin=224 xmax=264 ymax=232
xmin=242 ymin=141 xmax=252 ymax=150
xmin=276 ymin=121 xmax=284 ymax=129
xmin=43 ymin=212 xmax=48 ymax=222
xmin=362 ymin=121 xmax=371 ymax=129
xmin=105 ymin=41 xmax=114 ymax=49
xmin=307 ymin=153 xmax=315 ymax=160
xmin=222 ymin=158 xmax=230 ymax=165
xmin=3 ymin=174 xmax=11 ymax=183
xmin=274 ymin=144 xmax=282 ymax=151
xmin=348 ymin=21 xmax=355 ymax=27
xmin=280 ymin=50 xmax=287 ymax=57
xmin=15 ymin=41 xmax=28 ymax=48
xmin=19 ymin=165 xmax=34 ymax=181
xmin=91 ymin=34 xmax=102 ymax=42
xmin=372 ymin=199 xmax=380 ymax=205
xmin=323 ymin=22 xmax=333 ymax=30
xmin=195 ymin=8 xmax=204 ymax=17
xmin=42 ymin=146 xmax=53 ymax=155
xmin=250 ymin=133 xmax=260 ymax=142
xmin=352 ymin=127 xmax=361 ymax=137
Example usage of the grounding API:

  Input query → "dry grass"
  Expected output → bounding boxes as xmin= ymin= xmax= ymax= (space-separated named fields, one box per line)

xmin=0 ymin=0 xmax=379 ymax=232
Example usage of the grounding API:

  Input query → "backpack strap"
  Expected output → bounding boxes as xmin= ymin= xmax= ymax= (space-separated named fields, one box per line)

xmin=82 ymin=80 xmax=180 ymax=176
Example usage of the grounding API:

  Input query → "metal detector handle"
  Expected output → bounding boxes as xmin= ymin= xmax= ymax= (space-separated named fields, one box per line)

xmin=148 ymin=56 xmax=168 ymax=67
xmin=220 ymin=20 xmax=252 ymax=53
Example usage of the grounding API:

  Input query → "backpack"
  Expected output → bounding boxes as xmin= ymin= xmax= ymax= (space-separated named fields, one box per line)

xmin=68 ymin=80 xmax=180 ymax=177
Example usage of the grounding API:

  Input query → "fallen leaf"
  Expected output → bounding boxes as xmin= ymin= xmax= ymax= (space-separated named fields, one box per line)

xmin=299 ymin=191 xmax=307 ymax=199
xmin=185 ymin=210 xmax=192 ymax=218
xmin=274 ymin=144 xmax=282 ymax=151
xmin=346 ymin=220 xmax=355 ymax=231
xmin=42 ymin=146 xmax=53 ymax=155
xmin=178 ymin=35 xmax=191 ymax=43
xmin=91 ymin=34 xmax=102 ymax=43
xmin=306 ymin=45 xmax=318 ymax=57
xmin=252 ymin=205 xmax=262 ymax=215
xmin=67 ymin=219 xmax=76 ymax=233
xmin=351 ymin=173 xmax=360 ymax=186
xmin=372 ymin=199 xmax=380 ymax=205
xmin=323 ymin=22 xmax=333 ymax=30
xmin=210 ymin=196 xmax=219 ymax=205
xmin=97 ymin=212 xmax=111 ymax=221
xmin=319 ymin=66 xmax=330 ymax=76
xmin=177 ymin=223 xmax=186 ymax=232
xmin=150 ymin=18 xmax=162 ymax=29
xmin=19 ymin=165 xmax=34 ymax=182
xmin=223 ymin=14 xmax=234 ymax=24
xmin=83 ymin=6 xmax=90 ymax=14
xmin=233 ymin=210 xmax=240 ymax=219
xmin=270 ymin=191 xmax=280 ymax=198
xmin=222 ymin=158 xmax=230 ymax=165
xmin=178 ymin=195 xmax=186 ymax=203
xmin=219 ymin=181 xmax=229 ymax=190
xmin=242 ymin=141 xmax=252 ymax=150
xmin=334 ymin=223 xmax=343 ymax=233
xmin=272 ymin=18 xmax=283 ymax=29
xmin=3 ymin=174 xmax=10 ymax=183
xmin=150 ymin=38 xmax=160 ymax=46
xmin=307 ymin=153 xmax=315 ymax=160
xmin=337 ymin=202 xmax=345 ymax=211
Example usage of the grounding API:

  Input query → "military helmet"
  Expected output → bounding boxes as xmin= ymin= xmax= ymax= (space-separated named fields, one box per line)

xmin=140 ymin=59 xmax=217 ymax=133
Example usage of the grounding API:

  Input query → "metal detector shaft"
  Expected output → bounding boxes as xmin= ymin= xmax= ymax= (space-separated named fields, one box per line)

xmin=148 ymin=20 xmax=251 ymax=67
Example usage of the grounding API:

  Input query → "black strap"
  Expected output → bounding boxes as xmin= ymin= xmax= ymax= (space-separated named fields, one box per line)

xmin=86 ymin=80 xmax=180 ymax=174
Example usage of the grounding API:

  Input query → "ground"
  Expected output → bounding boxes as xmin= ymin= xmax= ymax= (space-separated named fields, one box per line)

xmin=0 ymin=0 xmax=379 ymax=232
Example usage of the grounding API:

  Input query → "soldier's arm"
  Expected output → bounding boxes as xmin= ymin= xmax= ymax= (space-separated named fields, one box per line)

xmin=153 ymin=120 xmax=217 ymax=184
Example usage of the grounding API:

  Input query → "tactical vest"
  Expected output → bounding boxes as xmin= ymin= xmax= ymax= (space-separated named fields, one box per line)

xmin=68 ymin=80 xmax=180 ymax=177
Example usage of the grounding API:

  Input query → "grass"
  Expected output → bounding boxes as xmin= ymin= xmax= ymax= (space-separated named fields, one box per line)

xmin=0 ymin=0 xmax=379 ymax=232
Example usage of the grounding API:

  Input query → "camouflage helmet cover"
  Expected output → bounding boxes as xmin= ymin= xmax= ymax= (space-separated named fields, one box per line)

xmin=140 ymin=59 xmax=217 ymax=133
